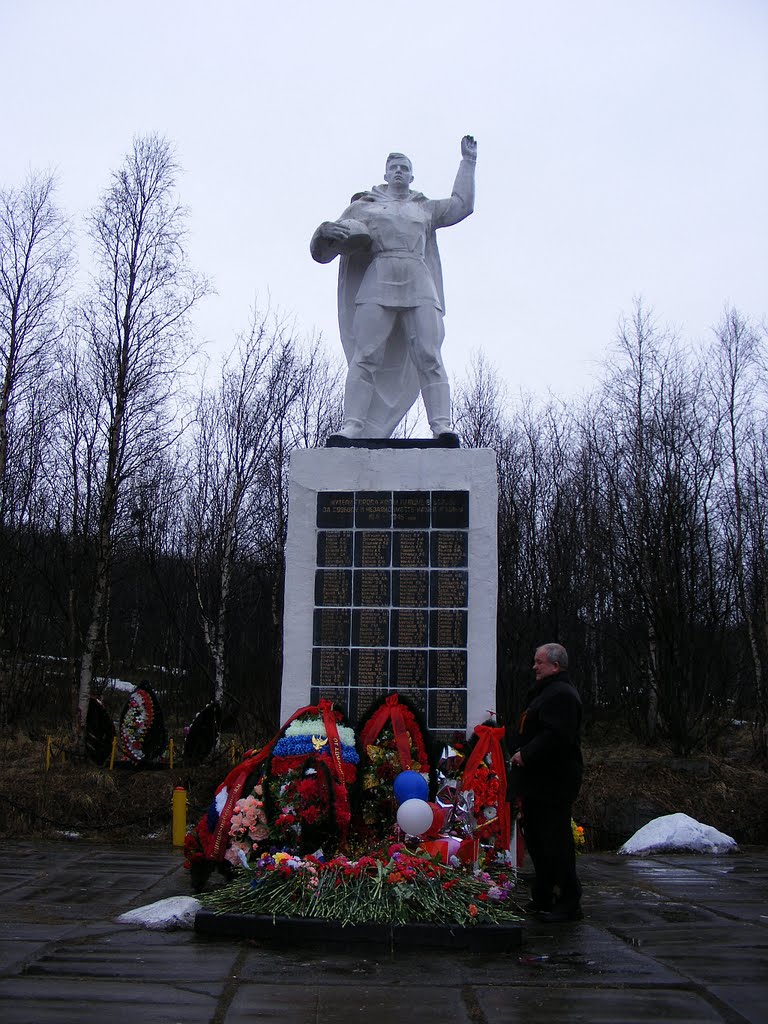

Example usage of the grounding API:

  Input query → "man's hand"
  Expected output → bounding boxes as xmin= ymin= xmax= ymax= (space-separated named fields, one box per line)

xmin=319 ymin=221 xmax=351 ymax=242
xmin=461 ymin=135 xmax=477 ymax=162
xmin=510 ymin=750 xmax=524 ymax=768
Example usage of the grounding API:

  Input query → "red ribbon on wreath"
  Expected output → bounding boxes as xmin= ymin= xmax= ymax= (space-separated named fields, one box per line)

xmin=209 ymin=702 xmax=313 ymax=861
xmin=459 ymin=724 xmax=510 ymax=851
xmin=319 ymin=699 xmax=352 ymax=843
xmin=360 ymin=694 xmax=421 ymax=770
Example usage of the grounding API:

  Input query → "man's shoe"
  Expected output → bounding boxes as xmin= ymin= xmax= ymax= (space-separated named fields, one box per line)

xmin=522 ymin=899 xmax=551 ymax=915
xmin=536 ymin=906 xmax=583 ymax=923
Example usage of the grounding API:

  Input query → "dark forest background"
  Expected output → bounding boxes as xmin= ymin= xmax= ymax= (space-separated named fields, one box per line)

xmin=2 ymin=136 xmax=767 ymax=761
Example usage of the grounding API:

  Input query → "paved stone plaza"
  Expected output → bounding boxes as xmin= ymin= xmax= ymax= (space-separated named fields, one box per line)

xmin=0 ymin=840 xmax=766 ymax=1023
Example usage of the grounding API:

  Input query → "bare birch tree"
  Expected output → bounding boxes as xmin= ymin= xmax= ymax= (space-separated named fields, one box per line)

xmin=0 ymin=171 xmax=70 ymax=515
xmin=709 ymin=308 xmax=767 ymax=748
xmin=0 ymin=171 xmax=70 ymax=683
xmin=71 ymin=134 xmax=208 ymax=742
xmin=184 ymin=310 xmax=302 ymax=710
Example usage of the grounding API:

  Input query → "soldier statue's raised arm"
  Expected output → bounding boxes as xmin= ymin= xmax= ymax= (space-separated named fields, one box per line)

xmin=311 ymin=135 xmax=477 ymax=440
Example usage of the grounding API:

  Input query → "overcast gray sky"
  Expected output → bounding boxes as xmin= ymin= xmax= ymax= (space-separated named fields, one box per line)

xmin=2 ymin=0 xmax=766 ymax=399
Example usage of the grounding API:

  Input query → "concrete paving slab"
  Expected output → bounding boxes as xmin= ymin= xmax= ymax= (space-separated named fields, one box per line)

xmin=23 ymin=929 xmax=240 ymax=984
xmin=224 ymin=983 xmax=474 ymax=1024
xmin=0 ymin=923 xmax=78 ymax=975
xmin=475 ymin=984 xmax=726 ymax=1023
xmin=709 ymin=984 xmax=768 ymax=1024
xmin=1 ymin=842 xmax=767 ymax=1023
xmin=513 ymin=922 xmax=684 ymax=984
xmin=0 ymin=976 xmax=220 ymax=1024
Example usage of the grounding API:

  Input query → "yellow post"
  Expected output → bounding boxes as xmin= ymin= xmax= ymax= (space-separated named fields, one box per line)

xmin=230 ymin=739 xmax=236 ymax=766
xmin=109 ymin=736 xmax=118 ymax=771
xmin=172 ymin=786 xmax=187 ymax=848
xmin=45 ymin=736 xmax=52 ymax=772
xmin=168 ymin=737 xmax=174 ymax=770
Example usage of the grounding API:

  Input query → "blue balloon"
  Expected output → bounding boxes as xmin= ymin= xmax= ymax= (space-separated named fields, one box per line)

xmin=393 ymin=770 xmax=429 ymax=805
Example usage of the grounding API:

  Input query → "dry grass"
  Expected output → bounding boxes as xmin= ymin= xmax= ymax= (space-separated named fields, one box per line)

xmin=0 ymin=732 xmax=240 ymax=842
xmin=1 ymin=729 xmax=766 ymax=850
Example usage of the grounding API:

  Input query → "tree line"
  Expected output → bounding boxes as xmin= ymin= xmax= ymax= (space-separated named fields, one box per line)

xmin=1 ymin=135 xmax=766 ymax=759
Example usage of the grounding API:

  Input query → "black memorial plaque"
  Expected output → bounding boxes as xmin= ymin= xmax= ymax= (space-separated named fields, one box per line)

xmin=430 ymin=609 xmax=468 ymax=648
xmin=429 ymin=649 xmax=467 ymax=688
xmin=431 ymin=490 xmax=469 ymax=529
xmin=353 ymin=569 xmax=391 ymax=607
xmin=312 ymin=488 xmax=471 ymax=737
xmin=428 ymin=688 xmax=467 ymax=730
xmin=348 ymin=686 xmax=388 ymax=722
xmin=313 ymin=607 xmax=351 ymax=647
xmin=351 ymin=608 xmax=390 ymax=647
xmin=317 ymin=530 xmax=353 ymax=567
xmin=391 ymin=608 xmax=429 ymax=648
xmin=430 ymin=531 xmax=468 ymax=568
xmin=393 ymin=491 xmax=431 ymax=529
xmin=430 ymin=570 xmax=468 ymax=608
xmin=355 ymin=492 xmax=392 ymax=529
xmin=354 ymin=531 xmax=391 ymax=568
xmin=312 ymin=647 xmax=350 ymax=688
xmin=392 ymin=569 xmax=429 ymax=608
xmin=317 ymin=492 xmax=354 ymax=529
xmin=390 ymin=648 xmax=428 ymax=688
xmin=351 ymin=647 xmax=389 ymax=688
xmin=398 ymin=688 xmax=428 ymax=717
xmin=392 ymin=531 xmax=429 ymax=568
xmin=314 ymin=569 xmax=352 ymax=607
xmin=310 ymin=685 xmax=350 ymax=711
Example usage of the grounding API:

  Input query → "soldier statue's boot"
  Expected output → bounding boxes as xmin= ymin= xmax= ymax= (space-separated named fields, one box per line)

xmin=335 ymin=378 xmax=374 ymax=439
xmin=421 ymin=382 xmax=458 ymax=443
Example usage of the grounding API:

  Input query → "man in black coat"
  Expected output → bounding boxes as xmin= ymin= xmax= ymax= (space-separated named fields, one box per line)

xmin=509 ymin=643 xmax=584 ymax=922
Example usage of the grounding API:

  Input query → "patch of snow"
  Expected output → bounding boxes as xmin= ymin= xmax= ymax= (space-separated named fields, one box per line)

xmin=618 ymin=812 xmax=737 ymax=856
xmin=98 ymin=677 xmax=136 ymax=693
xmin=117 ymin=896 xmax=201 ymax=930
xmin=57 ymin=831 xmax=81 ymax=840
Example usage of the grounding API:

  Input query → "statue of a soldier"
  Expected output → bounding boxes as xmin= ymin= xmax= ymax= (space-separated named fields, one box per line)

xmin=311 ymin=136 xmax=477 ymax=440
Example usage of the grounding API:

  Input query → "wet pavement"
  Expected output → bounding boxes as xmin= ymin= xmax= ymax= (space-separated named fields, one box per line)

xmin=0 ymin=840 xmax=766 ymax=1023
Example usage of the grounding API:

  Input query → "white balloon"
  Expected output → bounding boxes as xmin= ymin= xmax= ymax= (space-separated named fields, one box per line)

xmin=396 ymin=798 xmax=434 ymax=837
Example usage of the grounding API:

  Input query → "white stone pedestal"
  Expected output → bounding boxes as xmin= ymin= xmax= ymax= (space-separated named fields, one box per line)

xmin=279 ymin=447 xmax=498 ymax=738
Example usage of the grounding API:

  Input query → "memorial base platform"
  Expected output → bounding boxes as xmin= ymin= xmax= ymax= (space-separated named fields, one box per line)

xmin=194 ymin=910 xmax=525 ymax=951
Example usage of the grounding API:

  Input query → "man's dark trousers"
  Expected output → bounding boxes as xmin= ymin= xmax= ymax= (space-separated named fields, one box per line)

xmin=522 ymin=798 xmax=581 ymax=910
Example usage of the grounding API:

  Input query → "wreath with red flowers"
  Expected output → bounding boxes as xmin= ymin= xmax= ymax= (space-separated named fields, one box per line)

xmin=357 ymin=693 xmax=435 ymax=837
xmin=264 ymin=701 xmax=359 ymax=854
xmin=458 ymin=722 xmax=511 ymax=854
xmin=119 ymin=685 xmax=166 ymax=764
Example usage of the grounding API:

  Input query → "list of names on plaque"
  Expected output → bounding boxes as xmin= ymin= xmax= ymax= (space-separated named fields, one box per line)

xmin=312 ymin=489 xmax=470 ymax=733
xmin=317 ymin=531 xmax=353 ymax=567
xmin=353 ymin=569 xmax=391 ymax=607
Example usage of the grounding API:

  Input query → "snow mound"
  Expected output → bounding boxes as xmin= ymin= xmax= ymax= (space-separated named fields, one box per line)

xmin=618 ymin=812 xmax=737 ymax=856
xmin=117 ymin=895 xmax=201 ymax=930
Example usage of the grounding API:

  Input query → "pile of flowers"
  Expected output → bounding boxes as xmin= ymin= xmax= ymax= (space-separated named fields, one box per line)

xmin=200 ymin=844 xmax=522 ymax=927
xmin=184 ymin=700 xmax=526 ymax=915
xmin=224 ymin=784 xmax=270 ymax=868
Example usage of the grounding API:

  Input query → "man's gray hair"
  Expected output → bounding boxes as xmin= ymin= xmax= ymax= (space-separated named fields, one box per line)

xmin=537 ymin=643 xmax=569 ymax=669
